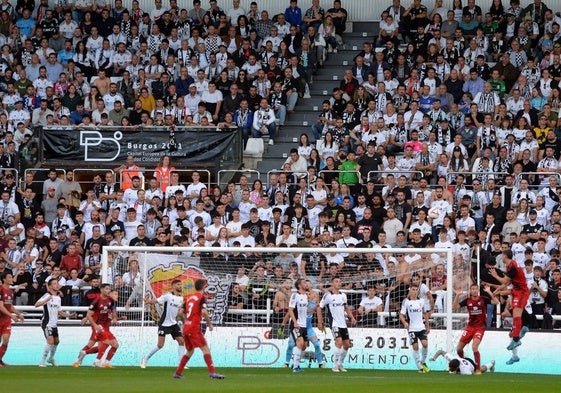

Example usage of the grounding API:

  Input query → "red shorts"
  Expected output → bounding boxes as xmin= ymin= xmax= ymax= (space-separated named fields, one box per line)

xmin=511 ymin=289 xmax=530 ymax=310
xmin=183 ymin=328 xmax=207 ymax=351
xmin=459 ymin=326 xmax=485 ymax=344
xmin=90 ymin=326 xmax=116 ymax=342
xmin=0 ymin=320 xmax=12 ymax=336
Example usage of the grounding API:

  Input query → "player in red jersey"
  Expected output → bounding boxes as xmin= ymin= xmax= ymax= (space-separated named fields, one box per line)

xmin=73 ymin=284 xmax=119 ymax=368
xmin=490 ymin=250 xmax=531 ymax=352
xmin=0 ymin=272 xmax=24 ymax=366
xmin=173 ymin=279 xmax=224 ymax=380
xmin=453 ymin=284 xmax=498 ymax=373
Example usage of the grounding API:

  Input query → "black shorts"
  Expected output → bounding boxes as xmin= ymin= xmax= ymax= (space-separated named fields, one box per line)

xmin=158 ymin=324 xmax=182 ymax=338
xmin=332 ymin=327 xmax=350 ymax=341
xmin=291 ymin=327 xmax=308 ymax=342
xmin=408 ymin=330 xmax=428 ymax=345
xmin=42 ymin=325 xmax=59 ymax=339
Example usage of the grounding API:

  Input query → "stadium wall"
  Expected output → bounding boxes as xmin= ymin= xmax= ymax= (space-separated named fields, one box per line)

xmin=7 ymin=326 xmax=560 ymax=374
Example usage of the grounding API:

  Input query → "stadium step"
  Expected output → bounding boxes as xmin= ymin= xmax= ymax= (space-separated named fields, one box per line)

xmin=257 ymin=29 xmax=360 ymax=178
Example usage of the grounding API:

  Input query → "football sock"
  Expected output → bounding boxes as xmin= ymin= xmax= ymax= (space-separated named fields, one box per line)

xmin=413 ymin=349 xmax=420 ymax=367
xmin=484 ymin=362 xmax=493 ymax=370
xmin=146 ymin=346 xmax=160 ymax=360
xmin=41 ymin=345 xmax=51 ymax=362
xmin=457 ymin=348 xmax=464 ymax=358
xmin=512 ymin=316 xmax=522 ymax=339
xmin=204 ymin=353 xmax=216 ymax=374
xmin=292 ymin=347 xmax=302 ymax=369
xmin=96 ymin=343 xmax=108 ymax=360
xmin=511 ymin=347 xmax=518 ymax=357
xmin=50 ymin=344 xmax=58 ymax=359
xmin=106 ymin=346 xmax=117 ymax=361
xmin=333 ymin=347 xmax=341 ymax=366
xmin=175 ymin=355 xmax=190 ymax=375
xmin=0 ymin=344 xmax=8 ymax=361
xmin=339 ymin=349 xmax=348 ymax=365
xmin=177 ymin=345 xmax=186 ymax=359
xmin=474 ymin=351 xmax=481 ymax=370
xmin=285 ymin=339 xmax=295 ymax=363
xmin=84 ymin=346 xmax=99 ymax=355
xmin=312 ymin=339 xmax=323 ymax=363
xmin=421 ymin=347 xmax=427 ymax=363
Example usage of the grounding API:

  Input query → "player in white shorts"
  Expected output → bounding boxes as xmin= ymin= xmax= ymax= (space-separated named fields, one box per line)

xmin=141 ymin=279 xmax=186 ymax=368
xmin=35 ymin=278 xmax=75 ymax=367
xmin=320 ymin=277 xmax=356 ymax=373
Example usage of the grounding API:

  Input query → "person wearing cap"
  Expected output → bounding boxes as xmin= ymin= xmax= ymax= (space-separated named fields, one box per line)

xmin=523 ymin=208 xmax=544 ymax=243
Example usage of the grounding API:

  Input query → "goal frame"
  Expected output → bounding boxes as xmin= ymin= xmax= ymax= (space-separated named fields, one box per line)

xmin=102 ymin=246 xmax=455 ymax=352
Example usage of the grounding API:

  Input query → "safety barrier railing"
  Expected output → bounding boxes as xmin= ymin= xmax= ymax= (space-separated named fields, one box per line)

xmin=319 ymin=170 xmax=362 ymax=184
xmin=217 ymin=169 xmax=261 ymax=190
xmin=266 ymin=170 xmax=305 ymax=188
xmin=367 ymin=170 xmax=424 ymax=182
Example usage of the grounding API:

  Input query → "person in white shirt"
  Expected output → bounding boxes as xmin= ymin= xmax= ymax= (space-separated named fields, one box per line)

xmin=320 ymin=277 xmax=357 ymax=372
xmin=252 ymin=98 xmax=277 ymax=145
xmin=400 ymin=283 xmax=431 ymax=373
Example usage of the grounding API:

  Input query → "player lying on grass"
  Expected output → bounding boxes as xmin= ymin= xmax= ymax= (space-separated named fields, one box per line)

xmin=430 ymin=350 xmax=495 ymax=375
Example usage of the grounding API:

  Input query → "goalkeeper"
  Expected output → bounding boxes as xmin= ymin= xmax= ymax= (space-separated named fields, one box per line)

xmin=430 ymin=350 xmax=495 ymax=375
xmin=282 ymin=282 xmax=325 ymax=368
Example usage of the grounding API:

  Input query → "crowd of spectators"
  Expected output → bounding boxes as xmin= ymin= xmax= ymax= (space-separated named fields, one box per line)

xmin=1 ymin=0 xmax=561 ymax=329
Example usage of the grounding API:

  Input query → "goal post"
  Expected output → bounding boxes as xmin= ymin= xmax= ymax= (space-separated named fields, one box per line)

xmin=101 ymin=245 xmax=458 ymax=362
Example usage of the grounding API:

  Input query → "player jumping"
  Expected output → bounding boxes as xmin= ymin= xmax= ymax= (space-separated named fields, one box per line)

xmin=141 ymin=279 xmax=186 ymax=368
xmin=173 ymin=279 xmax=224 ymax=380
xmin=453 ymin=284 xmax=498 ymax=373
xmin=490 ymin=250 xmax=530 ymax=360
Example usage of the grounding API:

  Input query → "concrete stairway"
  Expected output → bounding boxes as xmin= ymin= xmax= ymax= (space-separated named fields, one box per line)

xmin=243 ymin=22 xmax=379 ymax=180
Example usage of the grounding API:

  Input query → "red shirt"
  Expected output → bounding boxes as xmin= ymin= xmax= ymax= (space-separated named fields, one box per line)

xmin=89 ymin=296 xmax=115 ymax=329
xmin=183 ymin=292 xmax=207 ymax=332
xmin=61 ymin=253 xmax=82 ymax=273
xmin=460 ymin=295 xmax=488 ymax=328
xmin=0 ymin=286 xmax=14 ymax=324
xmin=506 ymin=259 xmax=529 ymax=293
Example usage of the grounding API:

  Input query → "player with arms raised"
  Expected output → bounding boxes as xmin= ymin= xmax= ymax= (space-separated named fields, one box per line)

xmin=141 ymin=279 xmax=186 ymax=368
xmin=0 ymin=272 xmax=24 ymax=366
xmin=490 ymin=250 xmax=530 ymax=354
xmin=320 ymin=277 xmax=356 ymax=373
xmin=452 ymin=284 xmax=498 ymax=374
xmin=400 ymin=283 xmax=431 ymax=373
xmin=174 ymin=278 xmax=224 ymax=380
xmin=35 ymin=278 xmax=75 ymax=367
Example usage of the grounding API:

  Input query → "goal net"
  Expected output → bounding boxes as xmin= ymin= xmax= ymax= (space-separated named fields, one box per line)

xmin=96 ymin=245 xmax=476 ymax=367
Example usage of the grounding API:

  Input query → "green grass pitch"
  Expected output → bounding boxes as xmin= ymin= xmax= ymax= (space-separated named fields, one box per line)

xmin=2 ymin=367 xmax=560 ymax=393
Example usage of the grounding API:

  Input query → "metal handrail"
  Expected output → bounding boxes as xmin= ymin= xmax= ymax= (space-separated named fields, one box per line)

xmin=266 ymin=170 xmax=304 ymax=187
xmin=23 ymin=168 xmax=67 ymax=192
xmin=217 ymin=169 xmax=261 ymax=189
xmin=367 ymin=170 xmax=424 ymax=181
xmin=319 ymin=169 xmax=362 ymax=184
